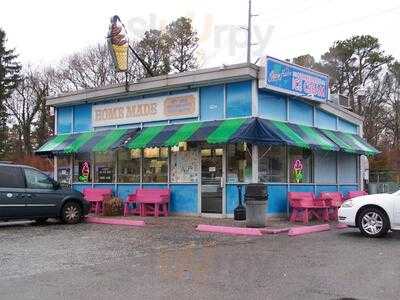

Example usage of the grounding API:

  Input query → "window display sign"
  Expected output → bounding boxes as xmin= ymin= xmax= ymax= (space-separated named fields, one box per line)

xmin=97 ymin=167 xmax=113 ymax=183
xmin=79 ymin=161 xmax=91 ymax=183
xmin=92 ymin=92 xmax=199 ymax=127
xmin=57 ymin=167 xmax=71 ymax=186
xmin=170 ymin=150 xmax=200 ymax=183
xmin=292 ymin=159 xmax=304 ymax=183
xmin=264 ymin=56 xmax=329 ymax=102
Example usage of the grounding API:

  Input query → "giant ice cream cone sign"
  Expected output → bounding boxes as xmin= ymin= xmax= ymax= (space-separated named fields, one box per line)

xmin=108 ymin=15 xmax=129 ymax=72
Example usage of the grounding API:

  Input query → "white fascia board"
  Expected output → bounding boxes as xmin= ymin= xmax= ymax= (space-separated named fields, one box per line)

xmin=47 ymin=63 xmax=259 ymax=107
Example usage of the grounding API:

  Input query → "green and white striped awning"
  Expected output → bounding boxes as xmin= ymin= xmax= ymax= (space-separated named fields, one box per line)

xmin=36 ymin=128 xmax=138 ymax=155
xmin=320 ymin=128 xmax=379 ymax=155
xmin=36 ymin=117 xmax=379 ymax=156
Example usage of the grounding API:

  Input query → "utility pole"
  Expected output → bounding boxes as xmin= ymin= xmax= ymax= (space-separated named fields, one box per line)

xmin=247 ymin=0 xmax=252 ymax=63
xmin=244 ymin=0 xmax=257 ymax=64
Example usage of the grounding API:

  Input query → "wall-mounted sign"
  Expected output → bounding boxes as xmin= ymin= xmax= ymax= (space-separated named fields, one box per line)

xmin=264 ymin=56 xmax=329 ymax=102
xmin=92 ymin=92 xmax=199 ymax=127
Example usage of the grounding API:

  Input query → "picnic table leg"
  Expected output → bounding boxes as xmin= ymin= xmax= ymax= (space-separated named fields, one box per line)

xmin=155 ymin=204 xmax=159 ymax=217
xmin=164 ymin=203 xmax=169 ymax=217
xmin=303 ymin=209 xmax=309 ymax=224
xmin=290 ymin=209 xmax=297 ymax=223
xmin=332 ymin=207 xmax=338 ymax=221
xmin=123 ymin=202 xmax=128 ymax=217
xmin=140 ymin=203 xmax=145 ymax=217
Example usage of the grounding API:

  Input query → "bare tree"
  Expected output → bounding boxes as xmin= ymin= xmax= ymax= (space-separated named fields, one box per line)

xmin=5 ymin=67 xmax=44 ymax=154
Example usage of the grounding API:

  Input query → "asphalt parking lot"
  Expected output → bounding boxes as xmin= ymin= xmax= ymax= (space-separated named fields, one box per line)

xmin=1 ymin=217 xmax=400 ymax=300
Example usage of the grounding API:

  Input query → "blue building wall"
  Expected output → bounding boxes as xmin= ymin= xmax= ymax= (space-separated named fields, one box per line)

xmin=200 ymin=85 xmax=224 ymax=121
xmin=288 ymin=98 xmax=314 ymax=126
xmin=338 ymin=118 xmax=358 ymax=134
xmin=57 ymin=107 xmax=73 ymax=134
xmin=226 ymin=80 xmax=252 ymax=118
xmin=258 ymin=90 xmax=286 ymax=121
xmin=315 ymin=109 xmax=337 ymax=130
xmin=258 ymin=89 xmax=360 ymax=132
xmin=73 ymin=104 xmax=92 ymax=132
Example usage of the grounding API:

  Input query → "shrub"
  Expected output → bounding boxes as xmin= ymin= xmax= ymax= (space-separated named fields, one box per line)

xmin=103 ymin=197 xmax=123 ymax=216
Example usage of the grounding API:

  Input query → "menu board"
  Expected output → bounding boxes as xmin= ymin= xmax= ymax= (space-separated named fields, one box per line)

xmin=170 ymin=150 xmax=200 ymax=183
xmin=98 ymin=167 xmax=113 ymax=183
xmin=57 ymin=167 xmax=71 ymax=186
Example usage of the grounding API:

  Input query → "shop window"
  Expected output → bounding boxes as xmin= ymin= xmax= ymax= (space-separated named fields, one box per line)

xmin=226 ymin=81 xmax=252 ymax=118
xmin=170 ymin=143 xmax=200 ymax=183
xmin=117 ymin=149 xmax=141 ymax=183
xmin=73 ymin=153 xmax=91 ymax=183
xmin=338 ymin=153 xmax=357 ymax=184
xmin=227 ymin=143 xmax=252 ymax=183
xmin=315 ymin=151 xmax=337 ymax=184
xmin=258 ymin=146 xmax=286 ymax=183
xmin=142 ymin=147 xmax=168 ymax=183
xmin=94 ymin=152 xmax=115 ymax=183
xmin=288 ymin=147 xmax=313 ymax=183
xmin=57 ymin=156 xmax=72 ymax=187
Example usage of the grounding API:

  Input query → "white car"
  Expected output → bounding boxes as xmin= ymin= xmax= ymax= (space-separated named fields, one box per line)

xmin=338 ymin=190 xmax=400 ymax=238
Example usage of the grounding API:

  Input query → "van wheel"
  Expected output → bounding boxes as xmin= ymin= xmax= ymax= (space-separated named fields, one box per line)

xmin=61 ymin=202 xmax=82 ymax=224
xmin=358 ymin=207 xmax=389 ymax=238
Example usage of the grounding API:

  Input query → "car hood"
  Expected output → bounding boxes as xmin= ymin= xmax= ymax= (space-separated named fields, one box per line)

xmin=349 ymin=193 xmax=393 ymax=207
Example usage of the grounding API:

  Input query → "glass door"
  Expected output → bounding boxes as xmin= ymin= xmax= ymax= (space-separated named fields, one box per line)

xmin=201 ymin=147 xmax=223 ymax=214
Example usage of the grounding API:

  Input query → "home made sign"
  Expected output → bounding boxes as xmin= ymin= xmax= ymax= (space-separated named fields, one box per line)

xmin=92 ymin=92 xmax=199 ymax=127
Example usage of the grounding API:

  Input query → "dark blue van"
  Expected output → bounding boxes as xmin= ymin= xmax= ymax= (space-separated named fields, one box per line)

xmin=0 ymin=163 xmax=90 ymax=224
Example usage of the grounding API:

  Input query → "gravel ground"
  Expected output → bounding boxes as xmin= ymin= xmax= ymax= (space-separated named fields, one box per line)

xmin=0 ymin=216 xmax=400 ymax=300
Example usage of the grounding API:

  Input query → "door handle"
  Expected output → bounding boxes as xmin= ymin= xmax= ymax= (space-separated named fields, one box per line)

xmin=25 ymin=194 xmax=32 ymax=198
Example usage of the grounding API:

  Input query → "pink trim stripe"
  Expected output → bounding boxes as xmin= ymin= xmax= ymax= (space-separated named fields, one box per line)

xmin=259 ymin=227 xmax=291 ymax=234
xmin=86 ymin=217 xmax=145 ymax=227
xmin=288 ymin=224 xmax=330 ymax=236
xmin=196 ymin=224 xmax=263 ymax=236
xmin=336 ymin=223 xmax=348 ymax=229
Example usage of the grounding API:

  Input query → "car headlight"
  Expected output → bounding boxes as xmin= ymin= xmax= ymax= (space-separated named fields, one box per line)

xmin=341 ymin=200 xmax=353 ymax=208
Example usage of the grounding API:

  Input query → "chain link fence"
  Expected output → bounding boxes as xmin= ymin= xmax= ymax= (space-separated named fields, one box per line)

xmin=369 ymin=171 xmax=400 ymax=193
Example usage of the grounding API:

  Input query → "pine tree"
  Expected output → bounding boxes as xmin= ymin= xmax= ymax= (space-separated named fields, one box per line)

xmin=0 ymin=28 xmax=21 ymax=159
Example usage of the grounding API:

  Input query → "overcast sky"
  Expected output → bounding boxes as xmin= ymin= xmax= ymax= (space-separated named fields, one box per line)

xmin=1 ymin=0 xmax=400 ymax=69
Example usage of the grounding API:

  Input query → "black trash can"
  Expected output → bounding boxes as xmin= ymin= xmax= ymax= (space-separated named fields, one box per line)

xmin=245 ymin=183 xmax=268 ymax=228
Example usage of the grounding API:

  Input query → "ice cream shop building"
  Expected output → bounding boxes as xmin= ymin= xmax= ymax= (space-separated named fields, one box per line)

xmin=37 ymin=57 xmax=378 ymax=217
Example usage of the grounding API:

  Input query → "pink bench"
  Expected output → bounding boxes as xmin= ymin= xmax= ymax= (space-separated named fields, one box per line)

xmin=288 ymin=192 xmax=329 ymax=224
xmin=83 ymin=188 xmax=113 ymax=215
xmin=124 ymin=188 xmax=170 ymax=217
xmin=319 ymin=192 xmax=344 ymax=221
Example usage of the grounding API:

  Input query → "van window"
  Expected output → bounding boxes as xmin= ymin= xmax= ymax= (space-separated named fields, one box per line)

xmin=24 ymin=168 xmax=54 ymax=190
xmin=0 ymin=166 xmax=25 ymax=188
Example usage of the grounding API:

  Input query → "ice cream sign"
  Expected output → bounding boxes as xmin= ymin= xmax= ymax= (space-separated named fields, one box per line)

xmin=263 ymin=56 xmax=329 ymax=102
xmin=92 ymin=92 xmax=199 ymax=127
xmin=107 ymin=15 xmax=129 ymax=72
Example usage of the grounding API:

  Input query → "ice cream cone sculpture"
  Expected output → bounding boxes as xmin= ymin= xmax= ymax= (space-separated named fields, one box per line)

xmin=108 ymin=15 xmax=129 ymax=72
